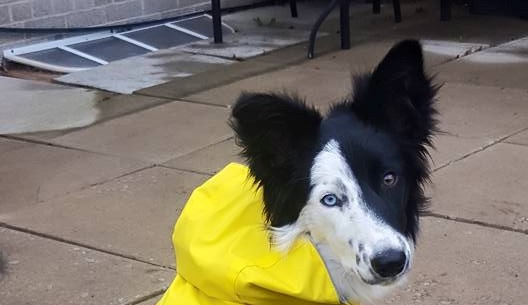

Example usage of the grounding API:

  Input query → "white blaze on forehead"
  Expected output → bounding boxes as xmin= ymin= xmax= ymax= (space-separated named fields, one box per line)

xmin=311 ymin=140 xmax=355 ymax=185
xmin=310 ymin=139 xmax=362 ymax=208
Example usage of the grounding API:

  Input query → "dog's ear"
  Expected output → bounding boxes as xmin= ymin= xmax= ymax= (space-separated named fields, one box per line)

xmin=230 ymin=92 xmax=322 ymax=226
xmin=351 ymin=40 xmax=438 ymax=146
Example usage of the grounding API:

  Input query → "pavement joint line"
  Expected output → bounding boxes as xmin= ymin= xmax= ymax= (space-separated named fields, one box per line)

xmin=157 ymin=164 xmax=215 ymax=177
xmin=131 ymin=92 xmax=232 ymax=109
xmin=180 ymin=49 xmax=245 ymax=62
xmin=158 ymin=134 xmax=234 ymax=161
xmin=177 ymin=135 xmax=235 ymax=156
xmin=125 ymin=289 xmax=166 ymax=305
xmin=498 ymin=126 xmax=528 ymax=143
xmin=22 ymin=165 xmax=158 ymax=204
xmin=0 ymin=222 xmax=176 ymax=271
xmin=132 ymin=60 xmax=289 ymax=101
xmin=171 ymin=97 xmax=232 ymax=109
xmin=440 ymin=79 xmax=528 ymax=92
xmin=431 ymin=42 xmax=493 ymax=68
xmin=0 ymin=134 xmax=151 ymax=164
xmin=423 ymin=212 xmax=528 ymax=235
xmin=157 ymin=136 xmax=237 ymax=175
xmin=432 ymin=127 xmax=528 ymax=173
xmin=502 ymin=141 xmax=528 ymax=148
xmin=0 ymin=134 xmax=102 ymax=154
xmin=84 ymin=164 xmax=157 ymax=188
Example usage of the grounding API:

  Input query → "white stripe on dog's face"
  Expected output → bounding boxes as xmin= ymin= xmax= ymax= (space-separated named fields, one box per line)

xmin=272 ymin=140 xmax=413 ymax=300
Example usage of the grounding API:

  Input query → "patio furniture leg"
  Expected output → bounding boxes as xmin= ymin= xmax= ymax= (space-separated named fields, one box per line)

xmin=290 ymin=0 xmax=298 ymax=18
xmin=212 ymin=0 xmax=223 ymax=43
xmin=393 ymin=0 xmax=402 ymax=22
xmin=340 ymin=0 xmax=351 ymax=50
xmin=372 ymin=0 xmax=381 ymax=14
xmin=373 ymin=0 xmax=381 ymax=14
xmin=307 ymin=0 xmax=340 ymax=58
xmin=440 ymin=0 xmax=451 ymax=21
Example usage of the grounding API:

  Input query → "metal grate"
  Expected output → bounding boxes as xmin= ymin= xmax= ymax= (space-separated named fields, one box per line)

xmin=173 ymin=15 xmax=233 ymax=38
xmin=68 ymin=37 xmax=150 ymax=62
xmin=3 ymin=15 xmax=235 ymax=73
xmin=123 ymin=25 xmax=201 ymax=49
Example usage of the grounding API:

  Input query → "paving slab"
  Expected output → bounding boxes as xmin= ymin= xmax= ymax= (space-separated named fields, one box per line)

xmin=179 ymin=28 xmax=315 ymax=60
xmin=14 ymin=94 xmax=171 ymax=142
xmin=435 ymin=83 xmax=528 ymax=140
xmin=0 ymin=76 xmax=112 ymax=135
xmin=185 ymin=65 xmax=351 ymax=108
xmin=57 ymin=51 xmax=235 ymax=94
xmin=505 ymin=129 xmax=528 ymax=146
xmin=163 ymin=132 xmax=488 ymax=177
xmin=0 ymin=75 xmax=170 ymax=140
xmin=435 ymin=37 xmax=528 ymax=89
xmin=221 ymin=0 xmax=344 ymax=31
xmin=51 ymin=101 xmax=233 ymax=163
xmin=137 ymin=59 xmax=281 ymax=100
xmin=0 ymin=137 xmax=30 ymax=154
xmin=430 ymin=143 xmax=528 ymax=232
xmin=0 ymin=167 xmax=209 ymax=267
xmin=137 ymin=295 xmax=163 ymax=305
xmin=303 ymin=40 xmax=487 ymax=73
xmin=0 ymin=143 xmax=148 ymax=214
xmin=463 ymin=37 xmax=528 ymax=64
xmin=0 ymin=227 xmax=173 ymax=305
xmin=429 ymin=134 xmax=490 ymax=170
xmin=387 ymin=11 xmax=528 ymax=45
xmin=163 ymin=138 xmax=243 ymax=175
xmin=381 ymin=217 xmax=528 ymax=305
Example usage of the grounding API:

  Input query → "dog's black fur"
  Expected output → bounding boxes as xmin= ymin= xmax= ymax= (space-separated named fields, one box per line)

xmin=231 ymin=39 xmax=438 ymax=244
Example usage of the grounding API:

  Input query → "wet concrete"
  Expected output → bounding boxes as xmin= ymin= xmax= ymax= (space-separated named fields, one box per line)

xmin=1 ymin=2 xmax=528 ymax=305
xmin=0 ymin=76 xmax=170 ymax=137
xmin=56 ymin=51 xmax=235 ymax=94
xmin=0 ymin=76 xmax=108 ymax=135
xmin=179 ymin=28 xmax=318 ymax=60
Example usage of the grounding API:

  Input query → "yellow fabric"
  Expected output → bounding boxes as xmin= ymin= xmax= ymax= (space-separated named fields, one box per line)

xmin=157 ymin=163 xmax=355 ymax=305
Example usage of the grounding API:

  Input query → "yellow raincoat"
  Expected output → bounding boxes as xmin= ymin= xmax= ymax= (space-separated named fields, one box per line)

xmin=157 ymin=163 xmax=358 ymax=305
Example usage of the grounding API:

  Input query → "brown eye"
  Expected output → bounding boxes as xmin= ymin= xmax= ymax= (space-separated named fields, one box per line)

xmin=383 ymin=172 xmax=398 ymax=187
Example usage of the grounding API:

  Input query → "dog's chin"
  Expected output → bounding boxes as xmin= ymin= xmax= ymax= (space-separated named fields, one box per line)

xmin=358 ymin=272 xmax=401 ymax=287
xmin=350 ymin=269 xmax=408 ymax=303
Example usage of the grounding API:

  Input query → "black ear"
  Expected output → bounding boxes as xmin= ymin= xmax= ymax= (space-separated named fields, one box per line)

xmin=351 ymin=40 xmax=438 ymax=146
xmin=230 ymin=92 xmax=322 ymax=226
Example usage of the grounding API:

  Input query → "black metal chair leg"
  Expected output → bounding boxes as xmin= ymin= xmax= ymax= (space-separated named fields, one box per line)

xmin=393 ymin=0 xmax=402 ymax=22
xmin=307 ymin=0 xmax=340 ymax=58
xmin=211 ymin=0 xmax=222 ymax=43
xmin=440 ymin=0 xmax=451 ymax=21
xmin=340 ymin=0 xmax=351 ymax=50
xmin=373 ymin=0 xmax=381 ymax=14
xmin=290 ymin=0 xmax=298 ymax=18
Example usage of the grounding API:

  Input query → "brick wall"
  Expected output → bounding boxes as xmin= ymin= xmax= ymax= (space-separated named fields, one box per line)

xmin=0 ymin=0 xmax=262 ymax=28
xmin=0 ymin=0 xmax=260 ymax=50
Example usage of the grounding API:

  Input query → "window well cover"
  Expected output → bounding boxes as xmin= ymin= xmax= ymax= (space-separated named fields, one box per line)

xmin=3 ymin=15 xmax=234 ymax=73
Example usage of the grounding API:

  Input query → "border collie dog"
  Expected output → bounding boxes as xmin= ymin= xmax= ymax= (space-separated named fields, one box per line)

xmin=231 ymin=40 xmax=438 ymax=302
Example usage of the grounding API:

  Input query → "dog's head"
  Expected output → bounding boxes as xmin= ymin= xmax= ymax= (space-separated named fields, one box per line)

xmin=230 ymin=40 xmax=437 ymax=301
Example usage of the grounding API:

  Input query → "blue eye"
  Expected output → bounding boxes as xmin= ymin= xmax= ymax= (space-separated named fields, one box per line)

xmin=321 ymin=194 xmax=341 ymax=207
xmin=383 ymin=172 xmax=398 ymax=187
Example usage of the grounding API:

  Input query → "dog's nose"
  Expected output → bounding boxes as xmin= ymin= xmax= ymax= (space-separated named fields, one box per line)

xmin=370 ymin=249 xmax=407 ymax=278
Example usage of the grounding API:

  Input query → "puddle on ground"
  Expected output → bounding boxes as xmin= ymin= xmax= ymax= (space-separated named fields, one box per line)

xmin=57 ymin=51 xmax=235 ymax=94
xmin=0 ymin=84 xmax=111 ymax=134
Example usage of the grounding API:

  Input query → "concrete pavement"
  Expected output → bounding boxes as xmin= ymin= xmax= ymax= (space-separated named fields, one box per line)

xmin=1 ymin=1 xmax=528 ymax=304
